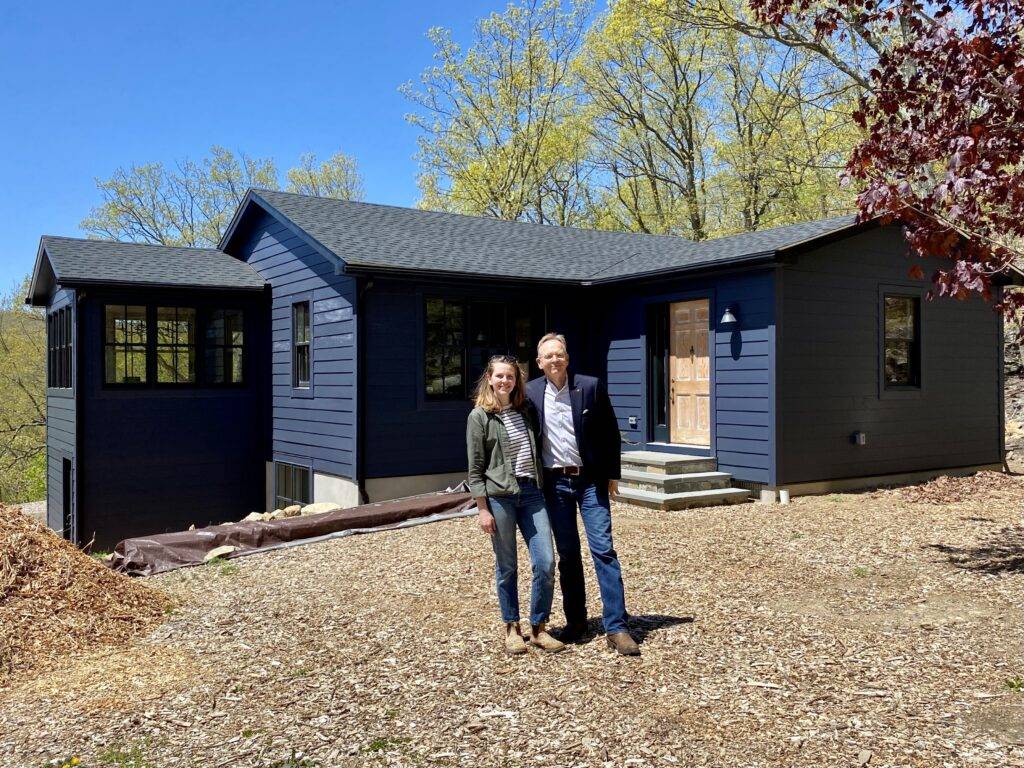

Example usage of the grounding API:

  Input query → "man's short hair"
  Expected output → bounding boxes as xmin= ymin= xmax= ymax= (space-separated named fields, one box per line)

xmin=537 ymin=332 xmax=568 ymax=355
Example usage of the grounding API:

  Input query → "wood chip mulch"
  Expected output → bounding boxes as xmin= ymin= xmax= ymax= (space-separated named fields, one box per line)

xmin=1 ymin=479 xmax=1023 ymax=767
xmin=0 ymin=504 xmax=173 ymax=684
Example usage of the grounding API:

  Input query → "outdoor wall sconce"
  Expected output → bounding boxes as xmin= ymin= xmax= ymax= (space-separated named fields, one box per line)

xmin=720 ymin=306 xmax=738 ymax=325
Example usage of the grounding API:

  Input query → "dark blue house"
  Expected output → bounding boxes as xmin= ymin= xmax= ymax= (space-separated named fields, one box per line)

xmin=28 ymin=190 xmax=1009 ymax=546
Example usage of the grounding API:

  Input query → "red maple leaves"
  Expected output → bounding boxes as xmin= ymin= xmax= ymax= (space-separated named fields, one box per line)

xmin=750 ymin=0 xmax=1024 ymax=312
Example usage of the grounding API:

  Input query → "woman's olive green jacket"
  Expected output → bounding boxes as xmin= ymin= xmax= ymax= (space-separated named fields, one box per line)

xmin=466 ymin=402 xmax=544 ymax=498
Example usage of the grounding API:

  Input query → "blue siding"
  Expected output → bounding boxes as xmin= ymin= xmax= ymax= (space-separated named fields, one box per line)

xmin=362 ymin=280 xmax=590 ymax=479
xmin=777 ymin=226 xmax=1002 ymax=483
xmin=46 ymin=288 xmax=76 ymax=538
xmin=595 ymin=270 xmax=776 ymax=485
xmin=77 ymin=289 xmax=269 ymax=548
xmin=230 ymin=209 xmax=357 ymax=481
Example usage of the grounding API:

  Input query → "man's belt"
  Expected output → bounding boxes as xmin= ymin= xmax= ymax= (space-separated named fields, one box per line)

xmin=545 ymin=465 xmax=582 ymax=476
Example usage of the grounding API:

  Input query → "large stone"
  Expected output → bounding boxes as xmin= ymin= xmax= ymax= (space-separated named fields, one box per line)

xmin=242 ymin=512 xmax=268 ymax=522
xmin=204 ymin=545 xmax=236 ymax=563
xmin=281 ymin=505 xmax=302 ymax=517
xmin=300 ymin=502 xmax=339 ymax=517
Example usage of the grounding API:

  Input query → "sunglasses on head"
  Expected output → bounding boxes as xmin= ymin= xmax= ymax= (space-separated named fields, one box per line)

xmin=490 ymin=354 xmax=519 ymax=365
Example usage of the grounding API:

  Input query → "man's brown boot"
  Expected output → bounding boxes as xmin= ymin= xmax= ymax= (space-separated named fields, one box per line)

xmin=529 ymin=623 xmax=566 ymax=653
xmin=504 ymin=622 xmax=528 ymax=655
xmin=606 ymin=631 xmax=640 ymax=656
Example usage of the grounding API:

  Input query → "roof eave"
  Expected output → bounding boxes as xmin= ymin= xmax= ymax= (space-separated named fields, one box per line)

xmin=343 ymin=263 xmax=585 ymax=285
xmin=584 ymin=251 xmax=779 ymax=285
xmin=26 ymin=240 xmax=52 ymax=306
xmin=55 ymin=277 xmax=267 ymax=292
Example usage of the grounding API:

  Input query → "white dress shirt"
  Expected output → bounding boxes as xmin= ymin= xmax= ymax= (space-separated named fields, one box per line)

xmin=542 ymin=378 xmax=583 ymax=469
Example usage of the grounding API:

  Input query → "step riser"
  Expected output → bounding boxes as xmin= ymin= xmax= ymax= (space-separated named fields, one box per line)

xmin=617 ymin=494 xmax=748 ymax=511
xmin=620 ymin=459 xmax=718 ymax=474
xmin=620 ymin=477 xmax=731 ymax=494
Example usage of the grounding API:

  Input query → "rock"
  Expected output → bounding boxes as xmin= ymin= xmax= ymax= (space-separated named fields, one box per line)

xmin=300 ymin=502 xmax=339 ymax=516
xmin=203 ymin=545 xmax=236 ymax=563
xmin=282 ymin=505 xmax=302 ymax=517
xmin=242 ymin=512 xmax=267 ymax=523
xmin=269 ymin=510 xmax=285 ymax=520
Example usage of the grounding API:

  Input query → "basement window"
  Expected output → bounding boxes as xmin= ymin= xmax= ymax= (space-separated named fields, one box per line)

xmin=275 ymin=462 xmax=310 ymax=509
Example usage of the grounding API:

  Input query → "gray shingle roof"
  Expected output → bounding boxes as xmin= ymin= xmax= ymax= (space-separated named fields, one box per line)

xmin=250 ymin=189 xmax=859 ymax=283
xmin=40 ymin=236 xmax=266 ymax=291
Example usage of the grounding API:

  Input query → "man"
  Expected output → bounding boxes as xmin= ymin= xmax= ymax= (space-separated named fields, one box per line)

xmin=526 ymin=332 xmax=640 ymax=656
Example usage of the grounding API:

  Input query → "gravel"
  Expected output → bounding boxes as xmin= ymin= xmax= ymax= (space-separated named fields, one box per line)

xmin=1 ymin=477 xmax=1023 ymax=767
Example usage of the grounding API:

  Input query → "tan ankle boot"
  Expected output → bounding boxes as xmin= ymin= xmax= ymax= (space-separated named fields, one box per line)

xmin=529 ymin=623 xmax=566 ymax=653
xmin=504 ymin=622 xmax=528 ymax=655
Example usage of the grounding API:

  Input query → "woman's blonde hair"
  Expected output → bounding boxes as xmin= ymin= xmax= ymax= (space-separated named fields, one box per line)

xmin=474 ymin=355 xmax=527 ymax=413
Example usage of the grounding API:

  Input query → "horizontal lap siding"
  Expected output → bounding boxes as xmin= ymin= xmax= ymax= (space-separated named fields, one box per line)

xmin=363 ymin=281 xmax=589 ymax=479
xmin=777 ymin=226 xmax=1002 ymax=484
xmin=240 ymin=211 xmax=356 ymax=480
xmin=596 ymin=271 xmax=775 ymax=484
xmin=78 ymin=289 xmax=269 ymax=548
xmin=46 ymin=288 xmax=75 ymax=534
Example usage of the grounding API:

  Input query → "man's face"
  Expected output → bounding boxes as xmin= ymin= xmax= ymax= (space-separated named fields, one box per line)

xmin=537 ymin=339 xmax=569 ymax=379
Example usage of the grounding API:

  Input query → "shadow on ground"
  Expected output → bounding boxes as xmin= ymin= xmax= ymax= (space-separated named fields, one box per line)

xmin=561 ymin=613 xmax=694 ymax=645
xmin=925 ymin=524 xmax=1024 ymax=575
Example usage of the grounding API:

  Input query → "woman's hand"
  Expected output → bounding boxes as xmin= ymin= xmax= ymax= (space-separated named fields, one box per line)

xmin=477 ymin=508 xmax=496 ymax=535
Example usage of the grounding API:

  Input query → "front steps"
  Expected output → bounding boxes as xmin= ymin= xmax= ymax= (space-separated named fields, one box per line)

xmin=615 ymin=450 xmax=751 ymax=510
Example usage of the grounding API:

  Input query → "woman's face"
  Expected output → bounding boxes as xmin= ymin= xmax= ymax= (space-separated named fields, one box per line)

xmin=488 ymin=362 xmax=517 ymax=397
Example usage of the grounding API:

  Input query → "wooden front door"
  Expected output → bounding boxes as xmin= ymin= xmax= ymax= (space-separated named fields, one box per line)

xmin=669 ymin=299 xmax=711 ymax=445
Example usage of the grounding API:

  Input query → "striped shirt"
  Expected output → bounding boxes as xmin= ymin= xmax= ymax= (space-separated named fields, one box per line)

xmin=498 ymin=407 xmax=535 ymax=479
xmin=542 ymin=378 xmax=583 ymax=469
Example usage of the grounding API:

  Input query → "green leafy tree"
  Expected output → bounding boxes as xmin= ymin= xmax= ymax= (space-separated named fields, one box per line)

xmin=0 ymin=277 xmax=46 ymax=503
xmin=83 ymin=146 xmax=364 ymax=247
xmin=286 ymin=151 xmax=365 ymax=201
xmin=402 ymin=0 xmax=596 ymax=226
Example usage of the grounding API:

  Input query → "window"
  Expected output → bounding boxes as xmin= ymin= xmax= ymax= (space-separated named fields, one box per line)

xmin=275 ymin=462 xmax=310 ymax=509
xmin=47 ymin=308 xmax=72 ymax=389
xmin=883 ymin=295 xmax=921 ymax=388
xmin=425 ymin=298 xmax=466 ymax=399
xmin=424 ymin=298 xmax=545 ymax=399
xmin=292 ymin=302 xmax=311 ymax=389
xmin=205 ymin=310 xmax=244 ymax=384
xmin=156 ymin=307 xmax=196 ymax=384
xmin=104 ymin=305 xmax=148 ymax=384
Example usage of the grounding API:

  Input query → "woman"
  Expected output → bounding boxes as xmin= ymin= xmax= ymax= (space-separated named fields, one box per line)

xmin=466 ymin=355 xmax=565 ymax=655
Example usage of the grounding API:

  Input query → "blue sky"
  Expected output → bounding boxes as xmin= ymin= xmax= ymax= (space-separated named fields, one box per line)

xmin=0 ymin=0 xmax=519 ymax=291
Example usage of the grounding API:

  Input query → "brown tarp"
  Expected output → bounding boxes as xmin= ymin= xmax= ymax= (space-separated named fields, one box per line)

xmin=107 ymin=489 xmax=476 ymax=577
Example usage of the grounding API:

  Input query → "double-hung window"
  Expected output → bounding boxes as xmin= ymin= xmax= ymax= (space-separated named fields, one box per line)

xmin=205 ymin=309 xmax=244 ymax=384
xmin=156 ymin=307 xmax=196 ymax=384
xmin=104 ymin=305 xmax=148 ymax=385
xmin=883 ymin=295 xmax=921 ymax=389
xmin=424 ymin=298 xmax=466 ymax=399
xmin=292 ymin=302 xmax=311 ymax=389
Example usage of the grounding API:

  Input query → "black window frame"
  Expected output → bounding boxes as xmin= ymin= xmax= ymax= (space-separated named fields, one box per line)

xmin=155 ymin=306 xmax=198 ymax=386
xmin=103 ymin=304 xmax=150 ymax=387
xmin=424 ymin=297 xmax=467 ymax=400
xmin=47 ymin=307 xmax=72 ymax=389
xmin=292 ymin=301 xmax=312 ymax=390
xmin=101 ymin=303 xmax=247 ymax=390
xmin=275 ymin=461 xmax=311 ymax=509
xmin=881 ymin=293 xmax=922 ymax=391
xmin=204 ymin=309 xmax=246 ymax=386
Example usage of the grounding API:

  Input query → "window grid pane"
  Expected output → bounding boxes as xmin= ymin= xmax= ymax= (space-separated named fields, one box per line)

xmin=104 ymin=305 xmax=148 ymax=384
xmin=425 ymin=298 xmax=465 ymax=399
xmin=156 ymin=307 xmax=196 ymax=384
xmin=205 ymin=309 xmax=245 ymax=385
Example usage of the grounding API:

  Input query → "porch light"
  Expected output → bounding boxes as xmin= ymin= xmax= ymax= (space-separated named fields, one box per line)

xmin=720 ymin=306 xmax=738 ymax=325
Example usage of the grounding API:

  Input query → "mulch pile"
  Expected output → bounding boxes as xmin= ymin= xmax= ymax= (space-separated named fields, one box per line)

xmin=0 ymin=504 xmax=172 ymax=684
xmin=873 ymin=469 xmax=1024 ymax=505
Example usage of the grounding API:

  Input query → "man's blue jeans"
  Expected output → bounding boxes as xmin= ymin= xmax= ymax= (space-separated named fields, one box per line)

xmin=487 ymin=479 xmax=556 ymax=626
xmin=544 ymin=474 xmax=628 ymax=634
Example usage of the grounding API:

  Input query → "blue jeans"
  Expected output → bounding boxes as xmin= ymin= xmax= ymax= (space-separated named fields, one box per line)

xmin=487 ymin=479 xmax=556 ymax=626
xmin=544 ymin=474 xmax=628 ymax=634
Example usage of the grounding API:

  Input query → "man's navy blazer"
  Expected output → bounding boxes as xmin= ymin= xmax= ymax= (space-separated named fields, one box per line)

xmin=526 ymin=372 xmax=622 ymax=482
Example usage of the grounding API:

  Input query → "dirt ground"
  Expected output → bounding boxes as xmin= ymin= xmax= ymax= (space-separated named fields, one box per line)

xmin=1 ymin=479 xmax=1023 ymax=768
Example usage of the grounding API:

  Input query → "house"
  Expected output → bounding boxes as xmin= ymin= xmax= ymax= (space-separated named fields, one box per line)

xmin=27 ymin=189 xmax=1009 ymax=547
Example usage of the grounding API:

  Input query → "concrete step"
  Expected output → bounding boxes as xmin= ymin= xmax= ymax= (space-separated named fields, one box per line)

xmin=620 ymin=450 xmax=717 ymax=474
xmin=614 ymin=485 xmax=751 ymax=511
xmin=620 ymin=468 xmax=732 ymax=494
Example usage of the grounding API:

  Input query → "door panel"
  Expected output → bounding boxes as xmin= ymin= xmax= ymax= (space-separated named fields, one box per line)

xmin=669 ymin=299 xmax=711 ymax=445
